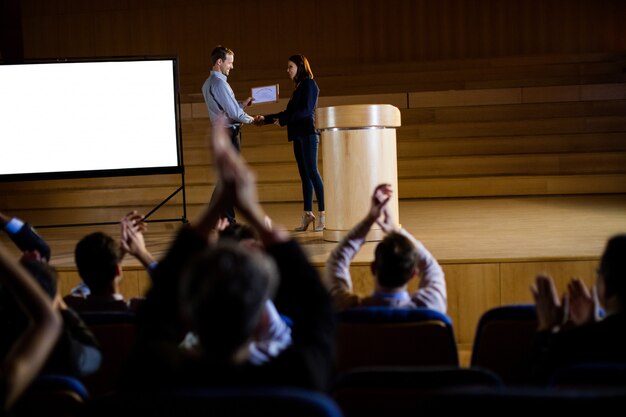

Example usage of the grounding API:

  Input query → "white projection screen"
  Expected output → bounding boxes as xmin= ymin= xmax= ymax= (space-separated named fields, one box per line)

xmin=0 ymin=58 xmax=182 ymax=180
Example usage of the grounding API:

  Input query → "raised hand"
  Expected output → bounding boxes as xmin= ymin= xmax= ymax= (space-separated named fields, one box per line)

xmin=566 ymin=278 xmax=598 ymax=326
xmin=210 ymin=115 xmax=287 ymax=244
xmin=368 ymin=184 xmax=392 ymax=221
xmin=531 ymin=274 xmax=565 ymax=332
xmin=365 ymin=183 xmax=397 ymax=234
xmin=120 ymin=210 xmax=154 ymax=268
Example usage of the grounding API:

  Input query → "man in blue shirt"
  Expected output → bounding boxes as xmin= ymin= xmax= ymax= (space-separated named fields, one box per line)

xmin=202 ymin=46 xmax=262 ymax=223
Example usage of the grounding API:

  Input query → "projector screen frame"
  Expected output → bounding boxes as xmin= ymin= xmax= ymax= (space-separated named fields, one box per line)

xmin=0 ymin=55 xmax=184 ymax=182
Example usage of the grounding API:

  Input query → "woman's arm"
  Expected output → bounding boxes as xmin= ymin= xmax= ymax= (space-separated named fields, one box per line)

xmin=265 ymin=79 xmax=318 ymax=127
xmin=0 ymin=244 xmax=62 ymax=411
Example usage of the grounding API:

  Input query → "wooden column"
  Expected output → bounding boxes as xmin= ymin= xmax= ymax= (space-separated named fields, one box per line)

xmin=316 ymin=104 xmax=401 ymax=242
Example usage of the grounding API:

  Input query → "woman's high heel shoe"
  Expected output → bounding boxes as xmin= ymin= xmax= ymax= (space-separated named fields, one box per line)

xmin=294 ymin=212 xmax=315 ymax=231
xmin=315 ymin=212 xmax=325 ymax=232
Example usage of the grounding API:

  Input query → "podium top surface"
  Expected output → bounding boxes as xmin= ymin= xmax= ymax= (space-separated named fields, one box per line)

xmin=315 ymin=104 xmax=401 ymax=130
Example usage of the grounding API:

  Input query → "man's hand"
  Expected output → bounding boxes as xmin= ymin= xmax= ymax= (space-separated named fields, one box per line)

xmin=120 ymin=211 xmax=155 ymax=268
xmin=211 ymin=115 xmax=288 ymax=245
xmin=366 ymin=184 xmax=398 ymax=233
xmin=531 ymin=274 xmax=565 ymax=332
xmin=253 ymin=115 xmax=265 ymax=126
xmin=566 ymin=278 xmax=599 ymax=326
xmin=242 ymin=97 xmax=253 ymax=107
xmin=367 ymin=184 xmax=392 ymax=221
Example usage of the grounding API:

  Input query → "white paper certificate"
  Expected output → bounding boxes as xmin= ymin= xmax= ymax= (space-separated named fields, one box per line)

xmin=251 ymin=84 xmax=279 ymax=104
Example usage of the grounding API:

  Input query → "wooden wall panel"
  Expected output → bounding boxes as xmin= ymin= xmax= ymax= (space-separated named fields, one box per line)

xmin=16 ymin=0 xmax=626 ymax=94
xmin=443 ymin=263 xmax=500 ymax=346
xmin=500 ymin=260 xmax=598 ymax=305
xmin=57 ymin=269 xmax=82 ymax=297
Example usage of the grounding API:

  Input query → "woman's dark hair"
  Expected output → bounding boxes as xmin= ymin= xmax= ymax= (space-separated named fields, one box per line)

xmin=288 ymin=54 xmax=314 ymax=85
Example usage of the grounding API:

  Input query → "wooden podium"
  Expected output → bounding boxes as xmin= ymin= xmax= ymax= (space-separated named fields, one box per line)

xmin=316 ymin=104 xmax=402 ymax=242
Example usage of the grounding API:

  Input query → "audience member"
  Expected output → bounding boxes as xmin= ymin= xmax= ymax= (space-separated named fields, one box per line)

xmin=20 ymin=259 xmax=102 ymax=377
xmin=326 ymin=184 xmax=447 ymax=313
xmin=180 ymin=223 xmax=293 ymax=365
xmin=64 ymin=211 xmax=152 ymax=313
xmin=1 ymin=214 xmax=102 ymax=378
xmin=530 ymin=234 xmax=626 ymax=383
xmin=125 ymin=116 xmax=334 ymax=392
xmin=0 ymin=243 xmax=61 ymax=413
xmin=0 ymin=211 xmax=50 ymax=262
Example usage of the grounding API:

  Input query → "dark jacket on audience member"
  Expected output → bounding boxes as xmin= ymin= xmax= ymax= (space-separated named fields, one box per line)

xmin=125 ymin=226 xmax=335 ymax=392
xmin=64 ymin=294 xmax=144 ymax=314
xmin=530 ymin=312 xmax=626 ymax=383
xmin=44 ymin=307 xmax=102 ymax=376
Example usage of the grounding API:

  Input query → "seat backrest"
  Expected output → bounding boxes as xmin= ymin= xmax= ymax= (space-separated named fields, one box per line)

xmin=415 ymin=386 xmax=626 ymax=416
xmin=332 ymin=366 xmax=503 ymax=417
xmin=15 ymin=374 xmax=89 ymax=417
xmin=471 ymin=304 xmax=537 ymax=384
xmin=79 ymin=311 xmax=138 ymax=397
xmin=550 ymin=362 xmax=626 ymax=388
xmin=335 ymin=307 xmax=458 ymax=373
xmin=88 ymin=387 xmax=344 ymax=417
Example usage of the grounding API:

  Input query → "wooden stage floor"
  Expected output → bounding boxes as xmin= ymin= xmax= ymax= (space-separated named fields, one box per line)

xmin=2 ymin=193 xmax=625 ymax=269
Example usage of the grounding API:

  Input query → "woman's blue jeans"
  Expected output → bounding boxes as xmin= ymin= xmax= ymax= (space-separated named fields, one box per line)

xmin=292 ymin=134 xmax=325 ymax=212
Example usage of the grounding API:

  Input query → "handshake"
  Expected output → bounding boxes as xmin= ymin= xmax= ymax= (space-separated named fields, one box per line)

xmin=251 ymin=115 xmax=279 ymax=127
xmin=252 ymin=115 xmax=265 ymax=126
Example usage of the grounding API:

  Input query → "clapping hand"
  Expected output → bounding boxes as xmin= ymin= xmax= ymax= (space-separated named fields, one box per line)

xmin=367 ymin=184 xmax=398 ymax=233
xmin=531 ymin=274 xmax=565 ymax=332
xmin=120 ymin=210 xmax=155 ymax=267
xmin=566 ymin=278 xmax=600 ymax=326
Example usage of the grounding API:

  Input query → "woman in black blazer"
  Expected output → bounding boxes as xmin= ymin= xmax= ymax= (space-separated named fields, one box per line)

xmin=259 ymin=55 xmax=325 ymax=232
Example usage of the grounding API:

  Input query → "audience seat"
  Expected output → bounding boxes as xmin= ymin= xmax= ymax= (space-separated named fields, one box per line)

xmin=88 ymin=387 xmax=344 ymax=417
xmin=550 ymin=362 xmax=626 ymax=388
xmin=471 ymin=304 xmax=537 ymax=384
xmin=415 ymin=386 xmax=626 ymax=416
xmin=15 ymin=373 xmax=89 ymax=417
xmin=332 ymin=366 xmax=503 ymax=417
xmin=335 ymin=307 xmax=458 ymax=372
xmin=79 ymin=311 xmax=138 ymax=397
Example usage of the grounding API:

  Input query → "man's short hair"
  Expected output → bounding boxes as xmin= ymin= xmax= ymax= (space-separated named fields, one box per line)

xmin=600 ymin=233 xmax=626 ymax=301
xmin=373 ymin=232 xmax=418 ymax=289
xmin=181 ymin=242 xmax=278 ymax=359
xmin=211 ymin=45 xmax=234 ymax=66
xmin=75 ymin=232 xmax=122 ymax=293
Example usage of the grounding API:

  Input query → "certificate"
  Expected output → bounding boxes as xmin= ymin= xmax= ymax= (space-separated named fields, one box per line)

xmin=251 ymin=84 xmax=279 ymax=104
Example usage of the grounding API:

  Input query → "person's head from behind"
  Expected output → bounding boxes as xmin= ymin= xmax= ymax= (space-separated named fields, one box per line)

xmin=597 ymin=234 xmax=626 ymax=313
xmin=181 ymin=242 xmax=278 ymax=363
xmin=75 ymin=232 xmax=122 ymax=296
xmin=371 ymin=232 xmax=418 ymax=291
xmin=211 ymin=45 xmax=234 ymax=76
xmin=287 ymin=54 xmax=314 ymax=84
